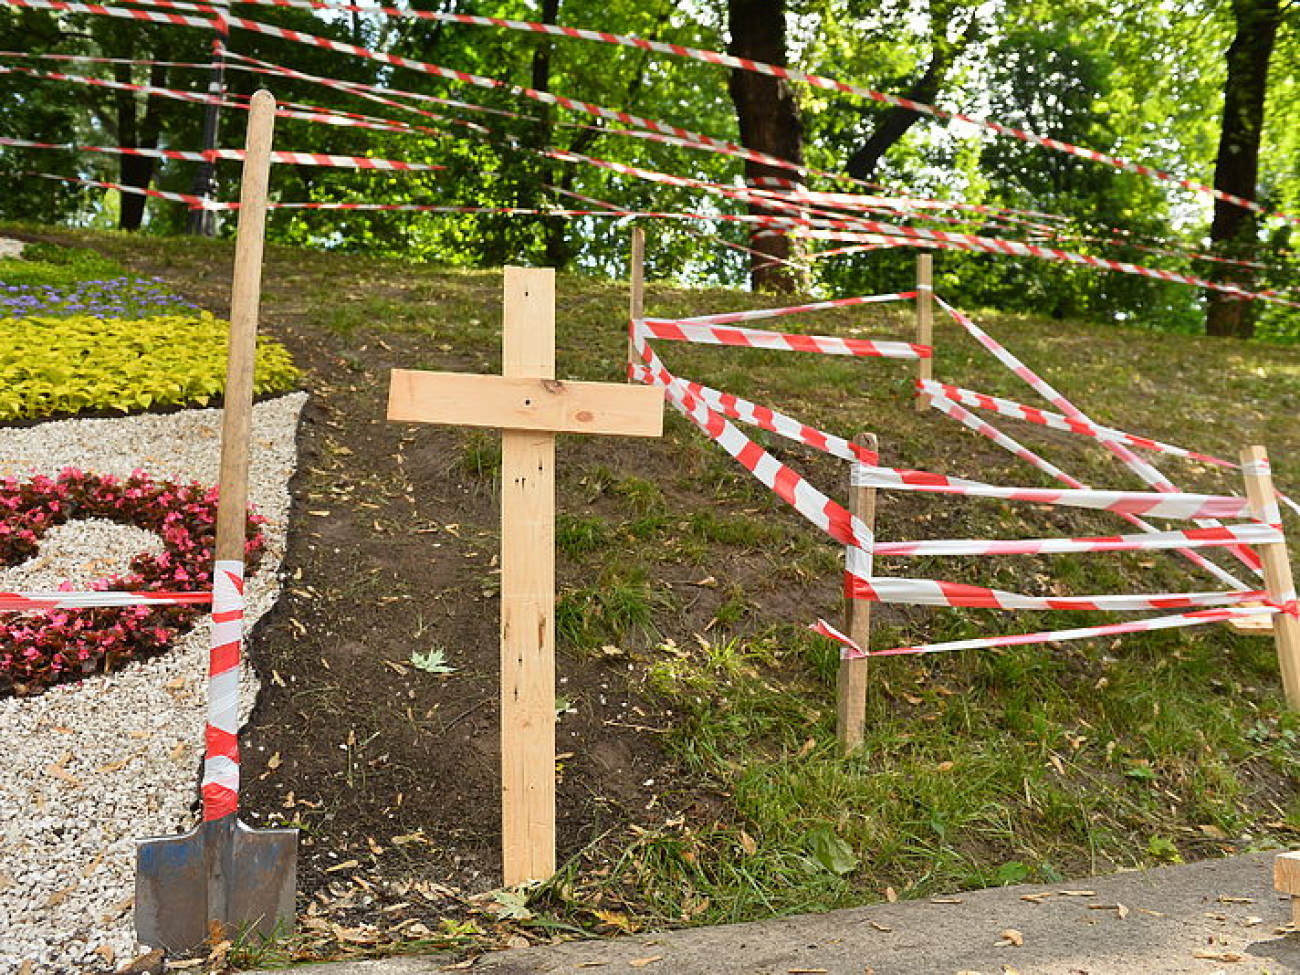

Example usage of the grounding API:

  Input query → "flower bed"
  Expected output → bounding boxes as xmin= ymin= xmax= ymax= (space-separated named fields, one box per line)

xmin=0 ymin=468 xmax=264 ymax=696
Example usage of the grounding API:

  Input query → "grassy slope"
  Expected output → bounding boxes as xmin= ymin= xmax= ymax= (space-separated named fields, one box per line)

xmin=15 ymin=225 xmax=1300 ymax=934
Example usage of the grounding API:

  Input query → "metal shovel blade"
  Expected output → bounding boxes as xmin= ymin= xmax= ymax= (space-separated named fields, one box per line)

xmin=135 ymin=815 xmax=297 ymax=955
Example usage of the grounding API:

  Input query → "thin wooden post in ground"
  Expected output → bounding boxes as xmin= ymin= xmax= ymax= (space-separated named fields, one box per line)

xmin=914 ymin=253 xmax=933 ymax=412
xmin=837 ymin=432 xmax=878 ymax=751
xmin=1240 ymin=445 xmax=1300 ymax=710
xmin=387 ymin=268 xmax=664 ymax=886
xmin=628 ymin=226 xmax=645 ymax=380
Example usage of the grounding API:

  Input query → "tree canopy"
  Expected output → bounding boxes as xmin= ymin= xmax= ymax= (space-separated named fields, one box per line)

xmin=0 ymin=0 xmax=1294 ymax=335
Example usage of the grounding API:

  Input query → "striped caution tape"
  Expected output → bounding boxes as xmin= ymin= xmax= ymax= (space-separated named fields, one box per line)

xmin=849 ymin=463 xmax=1251 ymax=520
xmin=201 ymin=559 xmax=243 ymax=821
xmin=920 ymin=380 xmax=1235 ymax=468
xmin=638 ymin=318 xmax=930 ymax=359
xmin=658 ymin=292 xmax=915 ymax=327
xmin=842 ymin=563 xmax=1268 ymax=613
xmin=631 ymin=322 xmax=872 ymax=551
xmin=935 ymin=297 xmax=1265 ymax=576
xmin=812 ymin=604 xmax=1281 ymax=658
xmin=628 ymin=362 xmax=877 ymax=466
xmin=873 ymin=522 xmax=1282 ymax=559
xmin=0 ymin=135 xmax=446 ymax=170
xmin=0 ymin=590 xmax=212 ymax=611
xmin=920 ymin=384 xmax=1252 ymax=592
xmin=204 ymin=0 xmax=1296 ymax=226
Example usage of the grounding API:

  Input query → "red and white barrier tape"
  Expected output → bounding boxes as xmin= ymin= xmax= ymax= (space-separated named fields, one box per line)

xmin=813 ymin=604 xmax=1281 ymax=659
xmin=201 ymin=559 xmax=242 ymax=821
xmin=935 ymin=297 xmax=1265 ymax=576
xmin=920 ymin=380 xmax=1234 ymax=468
xmin=637 ymin=318 xmax=929 ymax=360
xmin=874 ymin=522 xmax=1282 ymax=559
xmin=843 ymin=563 xmax=1267 ymax=613
xmin=850 ymin=463 xmax=1250 ymax=520
xmin=657 ymin=291 xmax=915 ymax=327
xmin=632 ymin=327 xmax=872 ymax=551
xmin=627 ymin=363 xmax=876 ymax=466
xmin=14 ymin=0 xmax=1296 ymax=246
xmin=0 ymin=135 xmax=445 ymax=171
xmin=921 ymin=386 xmax=1252 ymax=591
xmin=208 ymin=0 xmax=1295 ymax=226
xmin=28 ymin=171 xmax=221 ymax=209
xmin=0 ymin=590 xmax=211 ymax=611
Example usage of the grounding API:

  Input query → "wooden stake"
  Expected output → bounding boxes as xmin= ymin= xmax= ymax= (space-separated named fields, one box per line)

xmin=914 ymin=253 xmax=933 ymax=413
xmin=386 ymin=268 xmax=664 ymax=886
xmin=1274 ymin=851 xmax=1300 ymax=924
xmin=837 ymin=432 xmax=878 ymax=752
xmin=214 ymin=89 xmax=275 ymax=565
xmin=1240 ymin=445 xmax=1300 ymax=710
xmin=628 ymin=226 xmax=645 ymax=381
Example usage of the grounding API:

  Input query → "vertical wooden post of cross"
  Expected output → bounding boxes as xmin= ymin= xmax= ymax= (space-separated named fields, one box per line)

xmin=837 ymin=432 xmax=878 ymax=752
xmin=628 ymin=226 xmax=645 ymax=381
xmin=387 ymin=267 xmax=664 ymax=886
xmin=914 ymin=253 xmax=933 ymax=412
xmin=1239 ymin=445 xmax=1300 ymax=710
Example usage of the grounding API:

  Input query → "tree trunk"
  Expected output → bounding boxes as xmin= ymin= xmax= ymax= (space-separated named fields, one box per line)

xmin=112 ymin=62 xmax=167 ymax=232
xmin=1205 ymin=0 xmax=1280 ymax=338
xmin=727 ymin=0 xmax=805 ymax=293
xmin=530 ymin=0 xmax=572 ymax=268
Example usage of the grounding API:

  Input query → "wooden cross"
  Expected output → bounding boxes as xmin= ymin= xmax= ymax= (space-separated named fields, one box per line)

xmin=387 ymin=266 xmax=665 ymax=885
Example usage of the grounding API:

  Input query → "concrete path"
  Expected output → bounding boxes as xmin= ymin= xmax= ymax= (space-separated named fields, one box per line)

xmin=249 ymin=852 xmax=1300 ymax=975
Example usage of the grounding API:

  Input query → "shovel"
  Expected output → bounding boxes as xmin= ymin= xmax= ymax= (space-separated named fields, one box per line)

xmin=135 ymin=89 xmax=297 ymax=955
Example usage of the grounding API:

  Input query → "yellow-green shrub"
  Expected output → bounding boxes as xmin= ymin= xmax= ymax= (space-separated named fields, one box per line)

xmin=0 ymin=312 xmax=300 ymax=421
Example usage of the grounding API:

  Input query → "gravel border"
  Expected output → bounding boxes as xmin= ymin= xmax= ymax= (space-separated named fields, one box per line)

xmin=0 ymin=392 xmax=307 ymax=974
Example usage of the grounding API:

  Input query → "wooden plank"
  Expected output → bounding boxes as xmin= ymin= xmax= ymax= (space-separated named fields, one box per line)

xmin=387 ymin=371 xmax=664 ymax=437
xmin=499 ymin=267 xmax=558 ymax=886
xmin=628 ymin=226 xmax=645 ymax=380
xmin=837 ymin=432 xmax=877 ymax=753
xmin=914 ymin=253 xmax=933 ymax=413
xmin=1275 ymin=851 xmax=1300 ymax=923
xmin=213 ymin=89 xmax=275 ymax=564
xmin=1240 ymin=445 xmax=1300 ymax=710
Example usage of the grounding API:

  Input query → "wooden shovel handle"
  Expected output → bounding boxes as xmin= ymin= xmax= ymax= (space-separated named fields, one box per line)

xmin=214 ymin=88 xmax=275 ymax=565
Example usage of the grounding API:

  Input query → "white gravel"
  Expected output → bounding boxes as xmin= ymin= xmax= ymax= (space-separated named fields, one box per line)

xmin=0 ymin=392 xmax=307 ymax=974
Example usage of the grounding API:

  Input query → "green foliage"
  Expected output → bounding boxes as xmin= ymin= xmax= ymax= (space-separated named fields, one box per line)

xmin=0 ymin=242 xmax=125 ymax=285
xmin=0 ymin=312 xmax=300 ymax=420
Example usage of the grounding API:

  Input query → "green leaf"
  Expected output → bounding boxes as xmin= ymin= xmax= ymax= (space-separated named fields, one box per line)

xmin=805 ymin=826 xmax=858 ymax=876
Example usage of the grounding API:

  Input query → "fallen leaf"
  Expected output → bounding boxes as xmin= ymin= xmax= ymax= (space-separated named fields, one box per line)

xmin=325 ymin=859 xmax=360 ymax=873
xmin=93 ymin=945 xmax=115 ymax=967
xmin=868 ymin=920 xmax=892 ymax=932
xmin=796 ymin=737 xmax=816 ymax=758
xmin=1117 ymin=903 xmax=1129 ymax=919
xmin=739 ymin=830 xmax=758 ymax=855
xmin=884 ymin=886 xmax=898 ymax=903
xmin=1218 ymin=895 xmax=1254 ymax=904
xmin=267 ymin=751 xmax=282 ymax=770
xmin=788 ymin=969 xmax=828 ymax=974
xmin=930 ymin=896 xmax=963 ymax=904
xmin=163 ymin=959 xmax=204 ymax=970
xmin=1059 ymin=889 xmax=1096 ymax=897
xmin=936 ymin=761 xmax=955 ymax=772
xmin=1243 ymin=916 xmax=1264 ymax=927
xmin=1020 ymin=892 xmax=1053 ymax=903
xmin=628 ymin=957 xmax=664 ymax=968
xmin=998 ymin=928 xmax=1024 ymax=947
xmin=44 ymin=760 xmax=82 ymax=788
xmin=1193 ymin=950 xmax=1243 ymax=962
xmin=575 ymin=963 xmax=610 ymax=969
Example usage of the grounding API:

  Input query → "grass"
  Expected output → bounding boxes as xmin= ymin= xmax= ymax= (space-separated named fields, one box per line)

xmin=13 ymin=223 xmax=1300 ymax=935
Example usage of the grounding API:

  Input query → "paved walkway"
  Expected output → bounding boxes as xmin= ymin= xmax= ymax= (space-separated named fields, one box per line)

xmin=250 ymin=853 xmax=1300 ymax=975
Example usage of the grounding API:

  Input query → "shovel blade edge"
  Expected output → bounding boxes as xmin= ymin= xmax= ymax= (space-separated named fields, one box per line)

xmin=134 ymin=820 xmax=297 ymax=956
